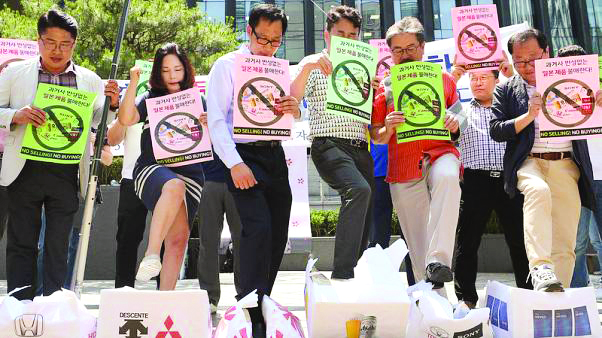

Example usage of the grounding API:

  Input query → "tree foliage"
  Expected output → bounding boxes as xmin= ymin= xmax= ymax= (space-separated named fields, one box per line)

xmin=0 ymin=0 xmax=240 ymax=78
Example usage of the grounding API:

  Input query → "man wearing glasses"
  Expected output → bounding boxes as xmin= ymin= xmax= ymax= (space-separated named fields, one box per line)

xmin=207 ymin=4 xmax=300 ymax=336
xmin=452 ymin=67 xmax=532 ymax=309
xmin=0 ymin=9 xmax=117 ymax=300
xmin=370 ymin=17 xmax=463 ymax=291
xmin=291 ymin=5 xmax=373 ymax=281
xmin=490 ymin=28 xmax=602 ymax=292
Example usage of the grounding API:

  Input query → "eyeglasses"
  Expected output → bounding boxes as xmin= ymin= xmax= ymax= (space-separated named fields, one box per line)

xmin=391 ymin=45 xmax=419 ymax=56
xmin=470 ymin=75 xmax=496 ymax=83
xmin=513 ymin=50 xmax=545 ymax=68
xmin=252 ymin=30 xmax=282 ymax=47
xmin=40 ymin=38 xmax=74 ymax=52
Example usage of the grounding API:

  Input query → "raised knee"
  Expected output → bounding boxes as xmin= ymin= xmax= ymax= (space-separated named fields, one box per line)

xmin=163 ymin=179 xmax=186 ymax=199
xmin=524 ymin=183 xmax=550 ymax=199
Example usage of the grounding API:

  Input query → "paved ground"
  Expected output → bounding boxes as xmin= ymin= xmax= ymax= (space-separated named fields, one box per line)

xmin=1 ymin=272 xmax=596 ymax=335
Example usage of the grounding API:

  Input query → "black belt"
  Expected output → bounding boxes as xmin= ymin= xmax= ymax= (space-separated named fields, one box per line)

xmin=239 ymin=140 xmax=281 ymax=147
xmin=314 ymin=137 xmax=368 ymax=150
xmin=530 ymin=152 xmax=571 ymax=160
xmin=465 ymin=168 xmax=503 ymax=178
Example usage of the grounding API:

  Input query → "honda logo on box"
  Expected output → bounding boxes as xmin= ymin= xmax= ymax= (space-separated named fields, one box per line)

xmin=14 ymin=314 xmax=44 ymax=337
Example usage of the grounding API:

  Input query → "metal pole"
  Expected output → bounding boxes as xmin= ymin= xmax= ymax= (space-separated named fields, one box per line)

xmin=71 ymin=0 xmax=131 ymax=297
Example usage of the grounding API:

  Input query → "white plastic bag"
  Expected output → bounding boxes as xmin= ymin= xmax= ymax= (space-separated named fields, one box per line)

xmin=406 ymin=281 xmax=493 ymax=338
xmin=262 ymin=295 xmax=305 ymax=338
xmin=213 ymin=290 xmax=257 ymax=338
xmin=0 ymin=289 xmax=97 ymax=338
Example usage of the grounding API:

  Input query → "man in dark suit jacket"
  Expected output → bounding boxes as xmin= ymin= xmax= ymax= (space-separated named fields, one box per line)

xmin=490 ymin=28 xmax=600 ymax=292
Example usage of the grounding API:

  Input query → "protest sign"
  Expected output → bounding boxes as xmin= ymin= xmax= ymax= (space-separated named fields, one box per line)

xmin=599 ymin=56 xmax=602 ymax=87
xmin=451 ymin=5 xmax=503 ymax=71
xmin=0 ymin=39 xmax=39 ymax=151
xmin=233 ymin=54 xmax=292 ymax=140
xmin=326 ymin=36 xmax=378 ymax=123
xmin=535 ymin=54 xmax=601 ymax=141
xmin=20 ymin=84 xmax=96 ymax=163
xmin=391 ymin=62 xmax=450 ymax=143
xmin=370 ymin=39 xmax=393 ymax=78
xmin=135 ymin=60 xmax=153 ymax=96
xmin=146 ymin=88 xmax=213 ymax=166
xmin=0 ymin=38 xmax=38 ymax=72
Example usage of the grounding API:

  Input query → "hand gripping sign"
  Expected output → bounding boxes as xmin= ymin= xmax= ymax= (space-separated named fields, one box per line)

xmin=326 ymin=36 xmax=378 ymax=124
xmin=369 ymin=39 xmax=393 ymax=78
xmin=233 ymin=54 xmax=293 ymax=140
xmin=134 ymin=60 xmax=153 ymax=96
xmin=20 ymin=83 xmax=97 ymax=164
xmin=391 ymin=62 xmax=450 ymax=143
xmin=535 ymin=54 xmax=601 ymax=141
xmin=146 ymin=88 xmax=213 ymax=166
xmin=451 ymin=4 xmax=503 ymax=71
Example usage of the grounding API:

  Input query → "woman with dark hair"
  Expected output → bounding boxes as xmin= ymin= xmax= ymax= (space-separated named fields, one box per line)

xmin=118 ymin=43 xmax=204 ymax=290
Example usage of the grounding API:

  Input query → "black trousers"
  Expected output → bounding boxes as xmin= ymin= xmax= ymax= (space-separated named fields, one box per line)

xmin=115 ymin=178 xmax=149 ymax=288
xmin=7 ymin=160 xmax=79 ymax=300
xmin=311 ymin=138 xmax=374 ymax=279
xmin=226 ymin=143 xmax=292 ymax=302
xmin=454 ymin=168 xmax=532 ymax=303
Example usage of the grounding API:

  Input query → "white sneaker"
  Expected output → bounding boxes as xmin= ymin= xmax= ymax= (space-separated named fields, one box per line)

xmin=136 ymin=254 xmax=161 ymax=281
xmin=530 ymin=264 xmax=564 ymax=292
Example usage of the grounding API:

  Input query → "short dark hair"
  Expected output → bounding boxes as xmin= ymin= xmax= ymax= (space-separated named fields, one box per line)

xmin=248 ymin=4 xmax=288 ymax=35
xmin=507 ymin=28 xmax=547 ymax=55
xmin=149 ymin=43 xmax=195 ymax=94
xmin=469 ymin=70 xmax=500 ymax=79
xmin=37 ymin=9 xmax=78 ymax=40
xmin=325 ymin=5 xmax=362 ymax=32
xmin=386 ymin=17 xmax=425 ymax=47
xmin=557 ymin=44 xmax=587 ymax=57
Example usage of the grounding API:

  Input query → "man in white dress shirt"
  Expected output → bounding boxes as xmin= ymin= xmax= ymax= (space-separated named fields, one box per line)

xmin=206 ymin=4 xmax=300 ymax=336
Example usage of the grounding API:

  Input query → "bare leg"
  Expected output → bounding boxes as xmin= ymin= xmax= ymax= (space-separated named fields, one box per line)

xmin=159 ymin=203 xmax=190 ymax=290
xmin=145 ymin=179 xmax=186 ymax=256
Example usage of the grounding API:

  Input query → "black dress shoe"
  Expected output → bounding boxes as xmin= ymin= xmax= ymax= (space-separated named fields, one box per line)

xmin=251 ymin=322 xmax=266 ymax=338
xmin=425 ymin=262 xmax=453 ymax=286
xmin=331 ymin=269 xmax=354 ymax=280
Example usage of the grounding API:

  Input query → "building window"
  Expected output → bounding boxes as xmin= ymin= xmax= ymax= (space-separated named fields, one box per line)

xmin=586 ymin=0 xmax=602 ymax=53
xmin=394 ymin=0 xmax=419 ymax=22
xmin=312 ymin=1 xmax=341 ymax=52
xmin=357 ymin=0 xmax=381 ymax=42
xmin=433 ymin=0 xmax=454 ymax=40
xmin=197 ymin=0 xmax=225 ymax=22
xmin=508 ymin=0 xmax=533 ymax=26
xmin=275 ymin=0 xmax=305 ymax=63
xmin=471 ymin=0 xmax=493 ymax=4
xmin=548 ymin=0 xmax=575 ymax=52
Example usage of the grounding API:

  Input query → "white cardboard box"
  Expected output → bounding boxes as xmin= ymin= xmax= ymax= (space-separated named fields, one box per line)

xmin=97 ymin=287 xmax=211 ymax=338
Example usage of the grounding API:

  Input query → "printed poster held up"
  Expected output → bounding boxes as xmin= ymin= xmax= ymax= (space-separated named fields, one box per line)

xmin=391 ymin=62 xmax=450 ymax=143
xmin=451 ymin=4 xmax=503 ymax=71
xmin=535 ymin=54 xmax=601 ymax=141
xmin=326 ymin=36 xmax=378 ymax=124
xmin=0 ymin=38 xmax=39 ymax=151
xmin=0 ymin=38 xmax=38 ymax=71
xmin=20 ymin=83 xmax=97 ymax=164
xmin=146 ymin=88 xmax=213 ymax=166
xmin=369 ymin=39 xmax=393 ymax=78
xmin=233 ymin=54 xmax=293 ymax=140
xmin=134 ymin=60 xmax=153 ymax=96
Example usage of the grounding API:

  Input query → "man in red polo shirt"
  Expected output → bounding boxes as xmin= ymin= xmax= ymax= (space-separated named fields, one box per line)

xmin=371 ymin=17 xmax=462 ymax=290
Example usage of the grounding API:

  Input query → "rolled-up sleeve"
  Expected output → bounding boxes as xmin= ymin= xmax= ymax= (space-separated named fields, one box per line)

xmin=206 ymin=55 xmax=243 ymax=169
xmin=490 ymin=83 xmax=518 ymax=142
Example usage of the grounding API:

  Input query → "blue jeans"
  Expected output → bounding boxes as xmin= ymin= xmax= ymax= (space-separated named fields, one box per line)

xmin=571 ymin=180 xmax=602 ymax=287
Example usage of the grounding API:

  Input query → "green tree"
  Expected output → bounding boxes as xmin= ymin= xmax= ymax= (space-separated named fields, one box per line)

xmin=0 ymin=0 xmax=240 ymax=78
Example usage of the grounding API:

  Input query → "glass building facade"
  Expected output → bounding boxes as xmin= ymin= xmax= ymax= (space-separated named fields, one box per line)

xmin=194 ymin=0 xmax=602 ymax=64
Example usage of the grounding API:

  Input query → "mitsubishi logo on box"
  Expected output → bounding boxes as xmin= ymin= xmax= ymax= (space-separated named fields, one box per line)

xmin=14 ymin=314 xmax=44 ymax=337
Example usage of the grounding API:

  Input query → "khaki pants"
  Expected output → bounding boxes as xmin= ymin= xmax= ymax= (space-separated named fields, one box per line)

xmin=390 ymin=153 xmax=461 ymax=282
xmin=517 ymin=157 xmax=581 ymax=288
